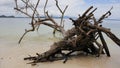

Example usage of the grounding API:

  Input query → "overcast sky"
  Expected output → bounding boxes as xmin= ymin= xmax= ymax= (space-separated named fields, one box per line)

xmin=0 ymin=0 xmax=120 ymax=19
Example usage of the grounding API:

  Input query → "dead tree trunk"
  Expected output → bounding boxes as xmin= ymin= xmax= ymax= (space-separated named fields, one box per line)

xmin=14 ymin=0 xmax=120 ymax=65
xmin=98 ymin=30 xmax=110 ymax=57
xmin=23 ymin=6 xmax=120 ymax=64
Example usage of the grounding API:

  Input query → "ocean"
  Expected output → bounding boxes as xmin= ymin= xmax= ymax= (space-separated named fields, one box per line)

xmin=0 ymin=18 xmax=73 ymax=44
xmin=0 ymin=18 xmax=119 ymax=43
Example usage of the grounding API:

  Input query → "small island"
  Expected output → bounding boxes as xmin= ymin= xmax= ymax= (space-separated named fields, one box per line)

xmin=0 ymin=15 xmax=15 ymax=18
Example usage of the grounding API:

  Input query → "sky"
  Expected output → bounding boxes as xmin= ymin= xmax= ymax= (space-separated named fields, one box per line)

xmin=0 ymin=0 xmax=120 ymax=19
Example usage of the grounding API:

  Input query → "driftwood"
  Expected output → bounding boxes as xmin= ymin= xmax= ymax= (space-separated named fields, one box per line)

xmin=14 ymin=0 xmax=120 ymax=65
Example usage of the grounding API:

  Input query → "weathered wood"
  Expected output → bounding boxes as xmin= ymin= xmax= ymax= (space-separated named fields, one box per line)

xmin=98 ymin=30 xmax=110 ymax=57
xmin=14 ymin=0 xmax=120 ymax=65
xmin=105 ymin=32 xmax=120 ymax=46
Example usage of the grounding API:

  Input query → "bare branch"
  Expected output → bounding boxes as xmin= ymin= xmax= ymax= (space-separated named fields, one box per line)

xmin=21 ymin=0 xmax=29 ymax=12
xmin=15 ymin=0 xmax=18 ymax=8
xmin=55 ymin=0 xmax=62 ymax=13
xmin=46 ymin=11 xmax=58 ymax=26
xmin=31 ymin=0 xmax=40 ymax=29
xmin=98 ymin=7 xmax=113 ymax=23
xmin=82 ymin=6 xmax=93 ymax=18
xmin=14 ymin=8 xmax=36 ymax=20
xmin=55 ymin=0 xmax=68 ymax=26
xmin=44 ymin=0 xmax=48 ymax=17
xmin=18 ymin=0 xmax=40 ymax=43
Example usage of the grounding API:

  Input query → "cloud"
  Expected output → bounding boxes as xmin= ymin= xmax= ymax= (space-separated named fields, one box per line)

xmin=24 ymin=0 xmax=85 ymax=17
xmin=0 ymin=0 xmax=15 ymax=15
xmin=84 ymin=0 xmax=120 ymax=4
xmin=0 ymin=0 xmax=15 ymax=8
xmin=0 ymin=0 xmax=120 ymax=19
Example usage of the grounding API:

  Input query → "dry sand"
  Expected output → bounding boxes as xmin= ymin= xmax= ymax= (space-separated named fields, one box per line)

xmin=0 ymin=40 xmax=120 ymax=68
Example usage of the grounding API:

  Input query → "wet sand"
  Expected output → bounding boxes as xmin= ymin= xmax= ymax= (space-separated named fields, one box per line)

xmin=0 ymin=40 xmax=120 ymax=68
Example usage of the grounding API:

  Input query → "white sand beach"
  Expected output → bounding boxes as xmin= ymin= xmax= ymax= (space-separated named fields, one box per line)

xmin=0 ymin=39 xmax=120 ymax=68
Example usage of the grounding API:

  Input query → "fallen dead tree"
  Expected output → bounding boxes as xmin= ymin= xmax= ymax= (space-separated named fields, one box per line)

xmin=14 ymin=0 xmax=120 ymax=65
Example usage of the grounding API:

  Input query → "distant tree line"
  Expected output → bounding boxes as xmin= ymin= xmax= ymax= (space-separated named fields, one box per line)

xmin=0 ymin=15 xmax=15 ymax=18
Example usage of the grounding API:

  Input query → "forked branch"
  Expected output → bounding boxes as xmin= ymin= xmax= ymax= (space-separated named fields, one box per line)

xmin=15 ymin=0 xmax=68 ymax=43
